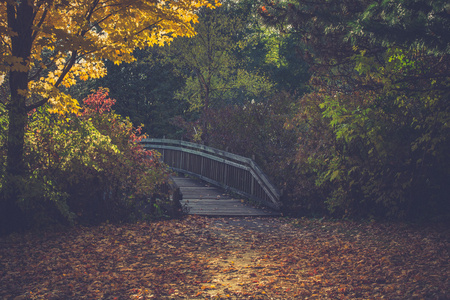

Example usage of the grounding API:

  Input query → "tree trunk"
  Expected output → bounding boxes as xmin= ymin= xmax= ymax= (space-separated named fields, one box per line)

xmin=195 ymin=68 xmax=211 ymax=146
xmin=202 ymin=90 xmax=210 ymax=146
xmin=1 ymin=2 xmax=34 ymax=235
xmin=1 ymin=91 xmax=28 ymax=230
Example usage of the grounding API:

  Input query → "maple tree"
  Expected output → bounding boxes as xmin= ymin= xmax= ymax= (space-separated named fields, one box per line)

xmin=0 ymin=0 xmax=219 ymax=234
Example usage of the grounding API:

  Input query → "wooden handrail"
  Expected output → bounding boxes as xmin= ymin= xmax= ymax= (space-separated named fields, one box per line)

xmin=141 ymin=138 xmax=282 ymax=210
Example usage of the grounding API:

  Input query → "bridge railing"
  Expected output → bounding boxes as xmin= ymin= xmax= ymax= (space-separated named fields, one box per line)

xmin=141 ymin=138 xmax=282 ymax=210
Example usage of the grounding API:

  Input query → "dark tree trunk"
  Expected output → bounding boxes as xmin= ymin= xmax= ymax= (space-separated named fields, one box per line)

xmin=1 ymin=2 xmax=34 ymax=235
xmin=201 ymin=93 xmax=210 ymax=146
xmin=194 ymin=68 xmax=211 ymax=146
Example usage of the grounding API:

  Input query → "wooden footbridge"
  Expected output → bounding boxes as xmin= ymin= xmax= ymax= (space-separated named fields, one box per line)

xmin=141 ymin=138 xmax=282 ymax=216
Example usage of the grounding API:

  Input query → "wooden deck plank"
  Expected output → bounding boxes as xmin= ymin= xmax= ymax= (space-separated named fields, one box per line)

xmin=171 ymin=177 xmax=209 ymax=188
xmin=173 ymin=176 xmax=280 ymax=217
xmin=181 ymin=190 xmax=228 ymax=196
xmin=182 ymin=195 xmax=231 ymax=200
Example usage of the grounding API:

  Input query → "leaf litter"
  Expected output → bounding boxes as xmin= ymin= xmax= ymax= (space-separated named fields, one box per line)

xmin=0 ymin=216 xmax=448 ymax=299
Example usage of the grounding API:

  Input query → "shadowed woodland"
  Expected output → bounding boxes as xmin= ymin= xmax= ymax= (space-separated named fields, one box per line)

xmin=0 ymin=0 xmax=449 ymax=298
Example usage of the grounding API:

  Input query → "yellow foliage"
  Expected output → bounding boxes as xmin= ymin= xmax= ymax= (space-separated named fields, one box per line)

xmin=0 ymin=0 xmax=220 ymax=113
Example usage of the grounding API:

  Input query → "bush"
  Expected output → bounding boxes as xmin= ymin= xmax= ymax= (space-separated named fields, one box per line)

xmin=289 ymin=49 xmax=450 ymax=220
xmin=17 ymin=88 xmax=171 ymax=227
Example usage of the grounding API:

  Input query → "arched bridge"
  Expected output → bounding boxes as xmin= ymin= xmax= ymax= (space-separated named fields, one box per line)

xmin=141 ymin=138 xmax=282 ymax=211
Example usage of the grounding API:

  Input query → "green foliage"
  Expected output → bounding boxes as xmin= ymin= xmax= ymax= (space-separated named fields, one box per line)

xmin=260 ymin=0 xmax=450 ymax=220
xmin=303 ymin=50 xmax=449 ymax=219
xmin=351 ymin=0 xmax=450 ymax=55
xmin=156 ymin=0 xmax=312 ymax=149
xmin=169 ymin=3 xmax=275 ymax=110
xmin=162 ymin=0 xmax=291 ymax=144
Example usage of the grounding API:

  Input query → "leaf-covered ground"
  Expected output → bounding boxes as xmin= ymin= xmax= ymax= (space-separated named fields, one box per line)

xmin=0 ymin=216 xmax=448 ymax=299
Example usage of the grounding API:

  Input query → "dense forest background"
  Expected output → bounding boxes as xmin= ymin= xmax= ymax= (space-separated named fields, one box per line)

xmin=83 ymin=0 xmax=450 ymax=220
xmin=1 ymin=0 xmax=449 ymax=233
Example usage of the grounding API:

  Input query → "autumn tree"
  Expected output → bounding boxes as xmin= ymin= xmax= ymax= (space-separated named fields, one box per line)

xmin=0 ymin=0 xmax=218 ymax=234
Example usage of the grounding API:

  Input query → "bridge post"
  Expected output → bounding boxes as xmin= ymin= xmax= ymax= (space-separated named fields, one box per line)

xmin=223 ymin=164 xmax=228 ymax=186
xmin=179 ymin=147 xmax=184 ymax=170
xmin=162 ymin=136 xmax=165 ymax=162
xmin=250 ymin=155 xmax=255 ymax=196
xmin=200 ymin=156 xmax=204 ymax=177
xmin=251 ymin=176 xmax=255 ymax=196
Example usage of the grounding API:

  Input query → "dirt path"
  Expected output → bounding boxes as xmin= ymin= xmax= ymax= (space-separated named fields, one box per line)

xmin=1 ymin=216 xmax=449 ymax=299
xmin=200 ymin=218 xmax=296 ymax=298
